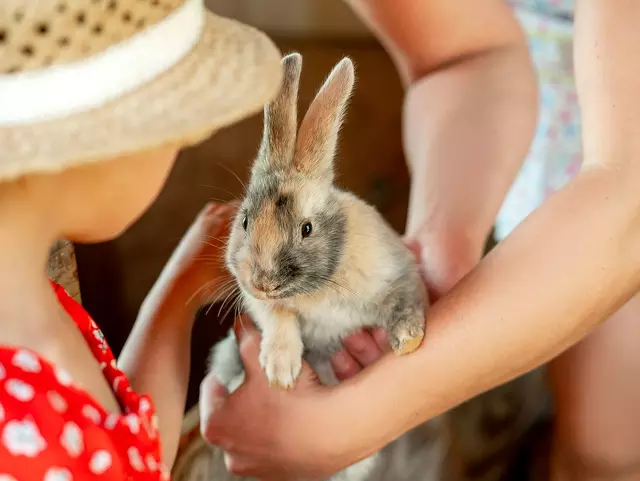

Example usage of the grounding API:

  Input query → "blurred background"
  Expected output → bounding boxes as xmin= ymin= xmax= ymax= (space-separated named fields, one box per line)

xmin=73 ymin=0 xmax=410 ymax=410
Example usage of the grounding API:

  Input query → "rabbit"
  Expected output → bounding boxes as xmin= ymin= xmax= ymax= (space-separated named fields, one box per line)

xmin=207 ymin=52 xmax=428 ymax=481
xmin=205 ymin=53 xmax=551 ymax=481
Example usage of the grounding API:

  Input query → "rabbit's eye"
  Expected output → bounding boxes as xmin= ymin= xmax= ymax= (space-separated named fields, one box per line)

xmin=242 ymin=216 xmax=248 ymax=231
xmin=301 ymin=222 xmax=312 ymax=238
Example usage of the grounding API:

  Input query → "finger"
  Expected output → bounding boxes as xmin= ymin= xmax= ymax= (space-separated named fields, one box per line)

xmin=199 ymin=372 xmax=230 ymax=443
xmin=233 ymin=315 xmax=265 ymax=380
xmin=402 ymin=236 xmax=429 ymax=284
xmin=295 ymin=357 xmax=322 ymax=389
xmin=233 ymin=313 xmax=258 ymax=336
xmin=212 ymin=201 xmax=240 ymax=220
xmin=223 ymin=451 xmax=234 ymax=472
xmin=223 ymin=453 xmax=272 ymax=480
xmin=330 ymin=350 xmax=362 ymax=381
xmin=403 ymin=237 xmax=422 ymax=266
xmin=210 ymin=202 xmax=236 ymax=219
xmin=402 ymin=237 xmax=443 ymax=303
xmin=343 ymin=331 xmax=384 ymax=367
xmin=177 ymin=201 xmax=221 ymax=245
xmin=201 ymin=201 xmax=222 ymax=217
xmin=223 ymin=451 xmax=244 ymax=476
xmin=177 ymin=202 xmax=222 ymax=251
xmin=371 ymin=327 xmax=391 ymax=353
xmin=202 ymin=202 xmax=234 ymax=233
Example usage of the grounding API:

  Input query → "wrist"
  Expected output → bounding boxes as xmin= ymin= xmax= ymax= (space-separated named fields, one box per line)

xmin=405 ymin=223 xmax=485 ymax=297
xmin=280 ymin=388 xmax=374 ymax=477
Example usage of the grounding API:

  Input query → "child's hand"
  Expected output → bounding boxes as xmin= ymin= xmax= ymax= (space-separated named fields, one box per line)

xmin=147 ymin=201 xmax=239 ymax=314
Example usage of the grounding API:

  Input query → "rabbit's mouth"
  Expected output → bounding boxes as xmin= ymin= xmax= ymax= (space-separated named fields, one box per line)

xmin=246 ymin=288 xmax=289 ymax=301
xmin=235 ymin=260 xmax=293 ymax=300
xmin=241 ymin=278 xmax=287 ymax=301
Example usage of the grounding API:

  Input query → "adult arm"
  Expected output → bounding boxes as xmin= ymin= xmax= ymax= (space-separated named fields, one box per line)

xmin=347 ymin=0 xmax=537 ymax=293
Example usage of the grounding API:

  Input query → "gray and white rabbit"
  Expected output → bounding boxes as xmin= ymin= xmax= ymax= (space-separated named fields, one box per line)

xmin=207 ymin=53 xmax=428 ymax=480
xmin=205 ymin=53 xmax=550 ymax=481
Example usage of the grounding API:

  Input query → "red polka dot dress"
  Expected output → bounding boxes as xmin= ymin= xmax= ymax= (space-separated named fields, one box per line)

xmin=0 ymin=282 xmax=170 ymax=480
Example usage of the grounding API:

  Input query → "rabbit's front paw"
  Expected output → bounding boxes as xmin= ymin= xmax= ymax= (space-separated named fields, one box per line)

xmin=259 ymin=335 xmax=303 ymax=390
xmin=389 ymin=311 xmax=425 ymax=356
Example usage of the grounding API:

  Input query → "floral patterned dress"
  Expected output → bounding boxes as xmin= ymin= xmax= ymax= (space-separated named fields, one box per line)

xmin=495 ymin=0 xmax=579 ymax=240
xmin=0 ymin=282 xmax=169 ymax=480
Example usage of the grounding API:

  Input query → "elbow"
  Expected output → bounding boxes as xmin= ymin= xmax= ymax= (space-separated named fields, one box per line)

xmin=405 ymin=38 xmax=533 ymax=87
xmin=346 ymin=0 xmax=534 ymax=88
xmin=395 ymin=5 xmax=535 ymax=87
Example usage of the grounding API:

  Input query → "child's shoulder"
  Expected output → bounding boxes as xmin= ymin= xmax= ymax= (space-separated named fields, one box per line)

xmin=0 ymin=345 xmax=168 ymax=479
xmin=0 ymin=283 xmax=171 ymax=480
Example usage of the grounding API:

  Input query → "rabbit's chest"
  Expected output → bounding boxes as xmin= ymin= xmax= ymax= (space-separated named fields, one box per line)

xmin=297 ymin=298 xmax=372 ymax=355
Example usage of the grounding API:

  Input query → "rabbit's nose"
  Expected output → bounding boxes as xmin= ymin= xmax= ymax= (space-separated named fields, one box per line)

xmin=251 ymin=272 xmax=281 ymax=293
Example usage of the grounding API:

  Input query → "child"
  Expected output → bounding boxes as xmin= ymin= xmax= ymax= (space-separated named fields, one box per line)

xmin=0 ymin=0 xmax=282 ymax=478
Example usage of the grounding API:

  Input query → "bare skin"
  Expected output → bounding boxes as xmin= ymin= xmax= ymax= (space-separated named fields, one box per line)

xmin=200 ymin=1 xmax=640 ymax=480
xmin=0 ymin=147 xmax=237 ymax=468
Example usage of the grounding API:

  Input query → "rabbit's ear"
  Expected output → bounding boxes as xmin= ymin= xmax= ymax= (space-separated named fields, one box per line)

xmin=294 ymin=57 xmax=354 ymax=181
xmin=256 ymin=53 xmax=303 ymax=171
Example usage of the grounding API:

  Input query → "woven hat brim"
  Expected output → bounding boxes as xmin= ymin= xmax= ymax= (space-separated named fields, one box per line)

xmin=0 ymin=12 xmax=283 ymax=181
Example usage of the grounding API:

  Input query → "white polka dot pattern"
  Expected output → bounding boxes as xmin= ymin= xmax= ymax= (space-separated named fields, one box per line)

xmin=60 ymin=423 xmax=83 ymax=458
xmin=0 ymin=283 xmax=168 ymax=480
xmin=89 ymin=450 xmax=112 ymax=475
xmin=11 ymin=351 xmax=41 ymax=373
xmin=5 ymin=380 xmax=34 ymax=402
xmin=2 ymin=419 xmax=46 ymax=457
xmin=43 ymin=467 xmax=72 ymax=481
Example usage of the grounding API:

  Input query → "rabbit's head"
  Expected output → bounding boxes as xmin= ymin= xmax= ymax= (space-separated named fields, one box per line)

xmin=227 ymin=53 xmax=355 ymax=301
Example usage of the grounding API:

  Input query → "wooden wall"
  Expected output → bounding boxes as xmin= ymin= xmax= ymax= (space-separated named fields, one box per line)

xmin=205 ymin=0 xmax=370 ymax=38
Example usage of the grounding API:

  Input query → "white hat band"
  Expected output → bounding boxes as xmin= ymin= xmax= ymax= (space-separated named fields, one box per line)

xmin=0 ymin=0 xmax=204 ymax=126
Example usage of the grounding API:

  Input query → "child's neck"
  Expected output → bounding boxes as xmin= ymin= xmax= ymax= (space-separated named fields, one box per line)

xmin=0 ymin=198 xmax=123 ymax=414
xmin=0 ymin=198 xmax=65 ymax=340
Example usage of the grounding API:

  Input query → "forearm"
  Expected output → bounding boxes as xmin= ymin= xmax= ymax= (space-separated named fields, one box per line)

xmin=324 ymin=165 xmax=640 ymax=463
xmin=403 ymin=45 xmax=537 ymax=285
xmin=119 ymin=279 xmax=197 ymax=467
xmin=575 ymin=0 xmax=640 ymax=167
xmin=345 ymin=0 xmax=538 ymax=288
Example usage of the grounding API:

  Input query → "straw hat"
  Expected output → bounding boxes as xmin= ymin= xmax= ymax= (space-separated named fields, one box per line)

xmin=0 ymin=0 xmax=283 ymax=181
